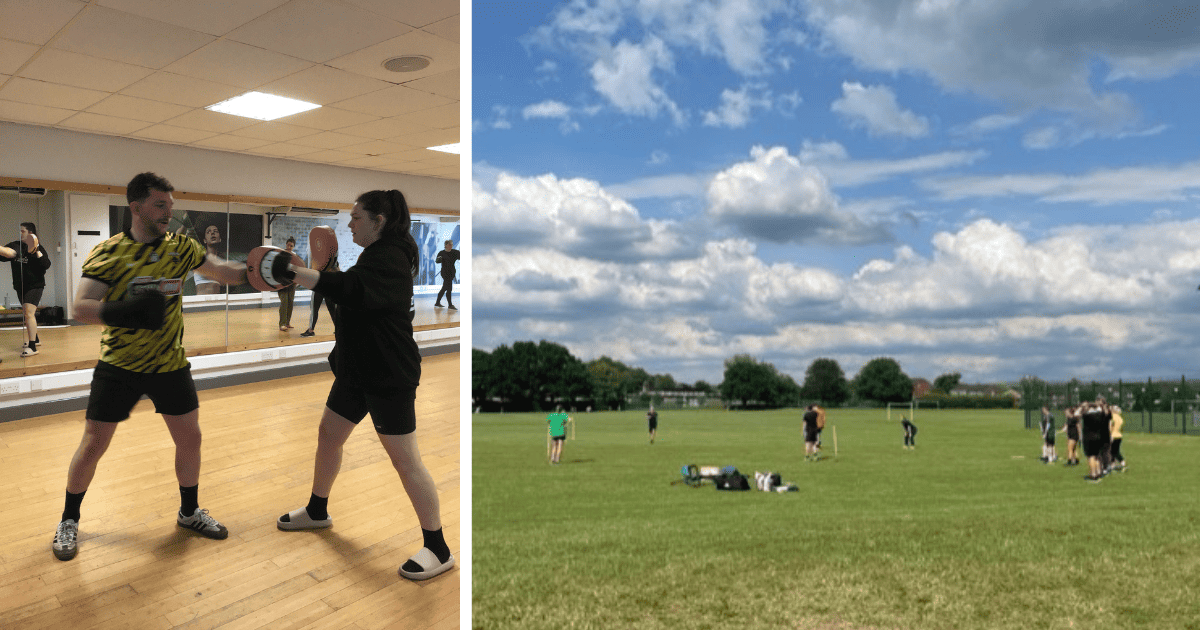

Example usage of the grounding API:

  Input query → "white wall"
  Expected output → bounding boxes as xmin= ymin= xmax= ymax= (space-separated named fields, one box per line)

xmin=0 ymin=122 xmax=458 ymax=211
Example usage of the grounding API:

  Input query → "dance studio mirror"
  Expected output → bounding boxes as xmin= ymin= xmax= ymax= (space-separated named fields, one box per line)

xmin=0 ymin=183 xmax=459 ymax=376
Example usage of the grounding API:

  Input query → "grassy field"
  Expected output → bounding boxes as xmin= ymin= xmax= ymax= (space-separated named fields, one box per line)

xmin=472 ymin=408 xmax=1200 ymax=630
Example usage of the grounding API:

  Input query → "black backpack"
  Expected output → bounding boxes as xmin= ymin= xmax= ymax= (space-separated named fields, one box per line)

xmin=714 ymin=469 xmax=750 ymax=491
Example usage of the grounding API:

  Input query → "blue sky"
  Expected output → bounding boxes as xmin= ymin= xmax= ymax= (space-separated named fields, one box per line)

xmin=472 ymin=0 xmax=1200 ymax=387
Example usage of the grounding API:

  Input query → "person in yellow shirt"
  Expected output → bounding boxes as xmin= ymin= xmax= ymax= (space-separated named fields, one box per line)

xmin=1109 ymin=405 xmax=1126 ymax=472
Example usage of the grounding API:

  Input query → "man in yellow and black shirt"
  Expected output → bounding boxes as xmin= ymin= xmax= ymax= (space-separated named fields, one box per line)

xmin=52 ymin=172 xmax=249 ymax=562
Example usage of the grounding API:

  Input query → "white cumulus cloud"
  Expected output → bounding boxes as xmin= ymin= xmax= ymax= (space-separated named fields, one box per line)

xmin=831 ymin=82 xmax=930 ymax=138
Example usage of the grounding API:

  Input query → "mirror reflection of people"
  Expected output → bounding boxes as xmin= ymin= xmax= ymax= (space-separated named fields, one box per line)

xmin=0 ymin=222 xmax=52 ymax=357
xmin=52 ymin=172 xmax=248 ymax=562
xmin=433 ymin=239 xmax=458 ymax=310
xmin=300 ymin=238 xmax=339 ymax=338
xmin=278 ymin=237 xmax=298 ymax=331
xmin=193 ymin=224 xmax=224 ymax=295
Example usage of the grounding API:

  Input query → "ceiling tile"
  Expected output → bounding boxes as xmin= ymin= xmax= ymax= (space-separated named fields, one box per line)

xmin=131 ymin=124 xmax=217 ymax=143
xmin=338 ymin=155 xmax=402 ymax=168
xmin=399 ymin=69 xmax=457 ymax=100
xmin=86 ymin=94 xmax=191 ymax=122
xmin=0 ymin=0 xmax=86 ymax=46
xmin=337 ymin=116 xmax=433 ymax=140
xmin=248 ymin=142 xmax=323 ymax=158
xmin=19 ymin=48 xmax=153 ymax=92
xmin=0 ymin=99 xmax=75 ymax=124
xmin=0 ymin=38 xmax=40 ymax=75
xmin=162 ymin=109 xmax=260 ymax=134
xmin=399 ymin=102 xmax=457 ymax=130
xmin=421 ymin=15 xmax=458 ymax=43
xmin=228 ymin=121 xmax=322 ymax=142
xmin=96 ymin=0 xmax=289 ymax=37
xmin=53 ymin=4 xmax=214 ymax=69
xmin=344 ymin=0 xmax=456 ymax=28
xmin=288 ymin=131 xmax=367 ymax=150
xmin=257 ymin=64 xmax=391 ymax=106
xmin=226 ymin=0 xmax=409 ymax=64
xmin=294 ymin=148 xmax=359 ymax=163
xmin=327 ymin=28 xmax=457 ymax=84
xmin=332 ymin=84 xmax=453 ymax=118
xmin=0 ymin=76 xmax=106 ymax=109
xmin=59 ymin=111 xmax=152 ymax=134
xmin=164 ymin=39 xmax=313 ymax=89
xmin=340 ymin=139 xmax=416 ymax=156
xmin=280 ymin=106 xmax=378 ymax=131
xmin=191 ymin=133 xmax=274 ymax=151
xmin=389 ymin=127 xmax=457 ymax=149
xmin=120 ymin=71 xmax=243 ymax=107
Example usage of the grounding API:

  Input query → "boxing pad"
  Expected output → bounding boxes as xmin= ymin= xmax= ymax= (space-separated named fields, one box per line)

xmin=247 ymin=246 xmax=300 ymax=292
xmin=309 ymin=225 xmax=338 ymax=271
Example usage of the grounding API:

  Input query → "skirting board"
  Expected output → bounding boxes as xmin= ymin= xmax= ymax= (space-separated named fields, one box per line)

xmin=0 ymin=333 xmax=457 ymax=423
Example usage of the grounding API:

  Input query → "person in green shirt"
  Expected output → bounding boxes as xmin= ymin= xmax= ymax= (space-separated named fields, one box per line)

xmin=547 ymin=410 xmax=571 ymax=464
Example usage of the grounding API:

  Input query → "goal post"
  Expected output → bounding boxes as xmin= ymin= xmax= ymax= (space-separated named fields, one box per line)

xmin=887 ymin=401 xmax=915 ymax=422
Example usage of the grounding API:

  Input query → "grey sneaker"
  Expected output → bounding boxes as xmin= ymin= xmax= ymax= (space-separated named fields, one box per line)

xmin=53 ymin=519 xmax=78 ymax=561
xmin=177 ymin=508 xmax=229 ymax=540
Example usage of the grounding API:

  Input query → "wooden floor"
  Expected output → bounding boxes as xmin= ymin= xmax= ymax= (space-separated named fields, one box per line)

xmin=0 ymin=353 xmax=459 ymax=630
xmin=0 ymin=295 xmax=459 ymax=379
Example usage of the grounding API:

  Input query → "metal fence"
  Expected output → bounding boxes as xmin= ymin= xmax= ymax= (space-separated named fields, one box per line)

xmin=1023 ymin=407 xmax=1198 ymax=435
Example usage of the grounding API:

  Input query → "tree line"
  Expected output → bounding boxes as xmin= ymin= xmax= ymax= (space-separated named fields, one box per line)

xmin=473 ymin=341 xmax=958 ymax=412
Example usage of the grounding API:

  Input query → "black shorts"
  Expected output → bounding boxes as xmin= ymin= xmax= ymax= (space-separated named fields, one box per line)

xmin=86 ymin=361 xmax=199 ymax=422
xmin=804 ymin=426 xmax=819 ymax=442
xmin=326 ymin=379 xmax=417 ymax=436
xmin=1044 ymin=435 xmax=1056 ymax=446
xmin=21 ymin=287 xmax=43 ymax=307
xmin=551 ymin=435 xmax=565 ymax=442
xmin=1067 ymin=426 xmax=1080 ymax=441
xmin=1081 ymin=433 xmax=1109 ymax=458
xmin=648 ymin=421 xmax=657 ymax=431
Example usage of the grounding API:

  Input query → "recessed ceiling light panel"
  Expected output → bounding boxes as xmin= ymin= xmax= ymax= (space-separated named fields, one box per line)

xmin=206 ymin=91 xmax=320 ymax=121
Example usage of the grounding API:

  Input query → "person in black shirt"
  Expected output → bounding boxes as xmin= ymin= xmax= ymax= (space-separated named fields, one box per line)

xmin=0 ymin=222 xmax=52 ymax=357
xmin=647 ymin=405 xmax=658 ymax=443
xmin=275 ymin=189 xmax=453 ymax=581
xmin=433 ymin=239 xmax=459 ymax=310
xmin=1079 ymin=398 xmax=1112 ymax=482
xmin=901 ymin=416 xmax=917 ymax=450
xmin=1059 ymin=406 xmax=1081 ymax=466
xmin=803 ymin=405 xmax=824 ymax=461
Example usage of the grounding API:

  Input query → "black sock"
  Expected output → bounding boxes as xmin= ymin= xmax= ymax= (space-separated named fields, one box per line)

xmin=180 ymin=485 xmax=199 ymax=517
xmin=422 ymin=527 xmax=451 ymax=563
xmin=305 ymin=493 xmax=329 ymax=521
xmin=62 ymin=490 xmax=86 ymax=523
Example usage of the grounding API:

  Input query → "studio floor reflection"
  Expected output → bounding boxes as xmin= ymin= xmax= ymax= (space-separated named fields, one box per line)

xmin=0 ymin=294 xmax=459 ymax=377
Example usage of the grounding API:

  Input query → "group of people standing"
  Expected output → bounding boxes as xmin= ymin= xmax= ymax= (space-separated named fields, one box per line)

xmin=1041 ymin=401 xmax=1126 ymax=482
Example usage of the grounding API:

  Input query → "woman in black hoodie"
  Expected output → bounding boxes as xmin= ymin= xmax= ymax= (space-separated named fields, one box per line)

xmin=272 ymin=189 xmax=453 ymax=581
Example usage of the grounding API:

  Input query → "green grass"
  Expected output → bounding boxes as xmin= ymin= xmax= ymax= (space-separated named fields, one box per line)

xmin=472 ymin=409 xmax=1200 ymax=630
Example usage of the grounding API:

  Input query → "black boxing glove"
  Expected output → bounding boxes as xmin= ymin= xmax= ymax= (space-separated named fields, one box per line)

xmin=99 ymin=291 xmax=166 ymax=330
xmin=270 ymin=250 xmax=296 ymax=285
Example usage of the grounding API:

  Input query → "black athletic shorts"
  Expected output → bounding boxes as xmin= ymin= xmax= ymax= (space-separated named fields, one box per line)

xmin=326 ymin=379 xmax=417 ymax=436
xmin=1067 ymin=426 xmax=1080 ymax=441
xmin=86 ymin=361 xmax=199 ymax=422
xmin=1081 ymin=433 xmax=1109 ymax=458
xmin=1044 ymin=435 xmax=1056 ymax=446
xmin=551 ymin=435 xmax=566 ymax=442
xmin=804 ymin=426 xmax=819 ymax=442
xmin=648 ymin=421 xmax=657 ymax=431
xmin=21 ymin=287 xmax=43 ymax=307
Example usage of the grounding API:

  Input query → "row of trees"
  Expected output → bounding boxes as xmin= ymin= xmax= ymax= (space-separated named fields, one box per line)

xmin=474 ymin=341 xmax=930 ymax=412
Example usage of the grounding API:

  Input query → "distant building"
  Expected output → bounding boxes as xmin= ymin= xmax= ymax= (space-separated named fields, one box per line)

xmin=912 ymin=378 xmax=933 ymax=399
